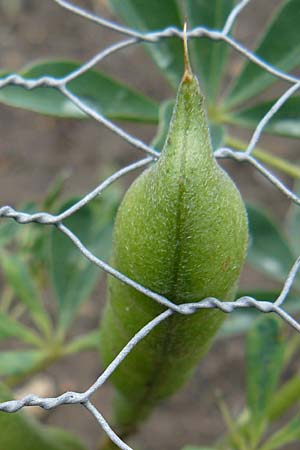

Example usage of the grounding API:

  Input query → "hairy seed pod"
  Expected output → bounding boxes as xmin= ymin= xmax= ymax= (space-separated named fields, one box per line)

xmin=99 ymin=43 xmax=248 ymax=434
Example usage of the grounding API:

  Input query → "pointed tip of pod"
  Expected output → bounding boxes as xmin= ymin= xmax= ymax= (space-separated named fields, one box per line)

xmin=182 ymin=21 xmax=193 ymax=83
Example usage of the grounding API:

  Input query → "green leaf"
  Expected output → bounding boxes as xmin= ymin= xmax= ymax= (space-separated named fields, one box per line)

xmin=0 ymin=61 xmax=159 ymax=122
xmin=269 ymin=375 xmax=300 ymax=422
xmin=0 ymin=312 xmax=42 ymax=346
xmin=247 ymin=204 xmax=295 ymax=283
xmin=246 ymin=316 xmax=285 ymax=431
xmin=43 ymin=171 xmax=70 ymax=211
xmin=209 ymin=123 xmax=224 ymax=151
xmin=0 ymin=350 xmax=46 ymax=377
xmin=65 ymin=330 xmax=100 ymax=354
xmin=51 ymin=203 xmax=97 ymax=331
xmin=286 ymin=180 xmax=300 ymax=256
xmin=0 ymin=252 xmax=51 ymax=336
xmin=260 ymin=417 xmax=300 ymax=450
xmin=0 ymin=221 xmax=20 ymax=247
xmin=225 ymin=0 xmax=300 ymax=107
xmin=51 ymin=190 xmax=119 ymax=331
xmin=226 ymin=96 xmax=300 ymax=138
xmin=0 ymin=203 xmax=37 ymax=246
xmin=108 ymin=0 xmax=183 ymax=88
xmin=186 ymin=0 xmax=234 ymax=102
xmin=48 ymin=429 xmax=87 ymax=450
xmin=0 ymin=382 xmax=87 ymax=450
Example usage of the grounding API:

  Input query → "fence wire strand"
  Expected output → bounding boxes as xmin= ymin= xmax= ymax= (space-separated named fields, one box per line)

xmin=0 ymin=1 xmax=300 ymax=449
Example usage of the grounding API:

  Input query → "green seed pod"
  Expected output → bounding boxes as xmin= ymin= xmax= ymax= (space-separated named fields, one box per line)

xmin=99 ymin=42 xmax=248 ymax=434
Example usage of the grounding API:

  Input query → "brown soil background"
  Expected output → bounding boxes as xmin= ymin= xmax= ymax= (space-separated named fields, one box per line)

xmin=0 ymin=1 xmax=299 ymax=449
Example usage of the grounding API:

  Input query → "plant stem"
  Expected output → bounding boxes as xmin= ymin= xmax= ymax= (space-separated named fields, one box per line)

xmin=216 ymin=392 xmax=249 ymax=450
xmin=225 ymin=136 xmax=300 ymax=179
xmin=217 ymin=372 xmax=300 ymax=450
xmin=268 ymin=374 xmax=300 ymax=421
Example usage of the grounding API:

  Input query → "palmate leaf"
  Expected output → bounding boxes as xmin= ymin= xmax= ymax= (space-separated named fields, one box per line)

xmin=0 ymin=252 xmax=51 ymax=336
xmin=65 ymin=330 xmax=100 ymax=354
xmin=0 ymin=61 xmax=159 ymax=122
xmin=0 ymin=313 xmax=42 ymax=347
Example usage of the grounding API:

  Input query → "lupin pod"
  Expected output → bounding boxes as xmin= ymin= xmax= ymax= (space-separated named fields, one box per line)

xmin=99 ymin=31 xmax=248 ymax=435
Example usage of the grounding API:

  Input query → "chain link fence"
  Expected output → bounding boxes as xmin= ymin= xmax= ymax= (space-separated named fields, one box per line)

xmin=0 ymin=1 xmax=300 ymax=449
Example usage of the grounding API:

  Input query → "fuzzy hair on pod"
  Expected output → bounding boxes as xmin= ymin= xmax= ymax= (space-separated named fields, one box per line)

xmin=99 ymin=55 xmax=248 ymax=433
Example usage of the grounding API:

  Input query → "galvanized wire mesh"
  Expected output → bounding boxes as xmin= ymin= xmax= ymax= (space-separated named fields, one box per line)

xmin=0 ymin=1 xmax=300 ymax=449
